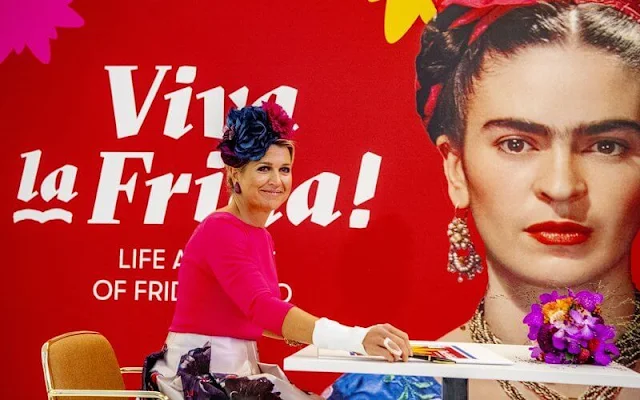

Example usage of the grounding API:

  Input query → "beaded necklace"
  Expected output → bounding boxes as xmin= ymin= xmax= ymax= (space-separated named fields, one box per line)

xmin=469 ymin=292 xmax=640 ymax=400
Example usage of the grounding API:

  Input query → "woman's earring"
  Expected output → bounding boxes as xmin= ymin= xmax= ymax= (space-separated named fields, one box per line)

xmin=233 ymin=182 xmax=242 ymax=194
xmin=447 ymin=208 xmax=482 ymax=282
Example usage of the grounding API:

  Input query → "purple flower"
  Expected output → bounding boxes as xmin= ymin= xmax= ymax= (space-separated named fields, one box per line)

xmin=566 ymin=338 xmax=582 ymax=355
xmin=593 ymin=342 xmax=620 ymax=366
xmin=540 ymin=291 xmax=561 ymax=304
xmin=587 ymin=324 xmax=619 ymax=366
xmin=544 ymin=352 xmax=566 ymax=364
xmin=563 ymin=324 xmax=580 ymax=336
xmin=530 ymin=346 xmax=543 ymax=359
xmin=551 ymin=329 xmax=566 ymax=351
xmin=537 ymin=325 xmax=557 ymax=353
xmin=574 ymin=291 xmax=604 ymax=313
xmin=593 ymin=324 xmax=616 ymax=341
xmin=525 ymin=289 xmax=619 ymax=366
xmin=523 ymin=303 xmax=544 ymax=340
xmin=569 ymin=309 xmax=598 ymax=340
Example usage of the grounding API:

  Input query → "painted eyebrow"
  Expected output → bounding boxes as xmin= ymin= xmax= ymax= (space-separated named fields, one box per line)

xmin=580 ymin=120 xmax=640 ymax=136
xmin=483 ymin=118 xmax=640 ymax=136
xmin=483 ymin=119 xmax=549 ymax=135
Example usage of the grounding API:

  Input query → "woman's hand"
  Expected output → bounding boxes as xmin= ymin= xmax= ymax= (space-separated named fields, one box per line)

xmin=362 ymin=323 xmax=412 ymax=362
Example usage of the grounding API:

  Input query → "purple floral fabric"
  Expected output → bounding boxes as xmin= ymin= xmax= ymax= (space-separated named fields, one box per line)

xmin=142 ymin=344 xmax=284 ymax=400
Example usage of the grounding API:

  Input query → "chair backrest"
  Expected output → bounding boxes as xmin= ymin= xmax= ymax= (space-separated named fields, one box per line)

xmin=42 ymin=331 xmax=127 ymax=400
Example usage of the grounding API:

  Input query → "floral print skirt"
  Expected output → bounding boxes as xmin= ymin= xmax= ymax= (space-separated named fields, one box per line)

xmin=143 ymin=332 xmax=313 ymax=400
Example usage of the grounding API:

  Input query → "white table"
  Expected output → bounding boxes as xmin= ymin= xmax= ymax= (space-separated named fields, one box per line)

xmin=283 ymin=342 xmax=640 ymax=399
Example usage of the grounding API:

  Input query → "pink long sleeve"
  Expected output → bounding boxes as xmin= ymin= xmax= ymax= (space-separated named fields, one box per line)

xmin=170 ymin=212 xmax=294 ymax=339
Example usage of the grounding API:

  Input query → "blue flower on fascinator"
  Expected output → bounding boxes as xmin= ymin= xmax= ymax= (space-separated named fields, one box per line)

xmin=217 ymin=103 xmax=294 ymax=168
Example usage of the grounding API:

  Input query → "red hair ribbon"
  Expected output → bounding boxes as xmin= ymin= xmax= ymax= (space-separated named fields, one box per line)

xmin=437 ymin=0 xmax=640 ymax=44
xmin=422 ymin=84 xmax=443 ymax=128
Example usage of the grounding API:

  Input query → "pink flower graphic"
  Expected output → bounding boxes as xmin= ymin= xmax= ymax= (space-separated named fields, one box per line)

xmin=0 ymin=0 xmax=84 ymax=64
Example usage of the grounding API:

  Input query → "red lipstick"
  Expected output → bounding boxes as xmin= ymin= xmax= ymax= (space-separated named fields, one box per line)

xmin=524 ymin=221 xmax=592 ymax=246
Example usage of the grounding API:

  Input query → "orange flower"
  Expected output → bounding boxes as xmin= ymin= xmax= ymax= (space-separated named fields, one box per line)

xmin=542 ymin=298 xmax=573 ymax=323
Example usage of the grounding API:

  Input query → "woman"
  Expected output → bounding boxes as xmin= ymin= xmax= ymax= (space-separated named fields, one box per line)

xmin=327 ymin=1 xmax=640 ymax=399
xmin=142 ymin=100 xmax=412 ymax=400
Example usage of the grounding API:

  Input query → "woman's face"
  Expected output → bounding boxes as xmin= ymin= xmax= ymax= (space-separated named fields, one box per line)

xmin=451 ymin=44 xmax=640 ymax=287
xmin=235 ymin=144 xmax=293 ymax=213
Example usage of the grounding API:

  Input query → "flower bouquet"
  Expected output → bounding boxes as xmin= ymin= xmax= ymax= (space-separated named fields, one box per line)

xmin=523 ymin=290 xmax=619 ymax=365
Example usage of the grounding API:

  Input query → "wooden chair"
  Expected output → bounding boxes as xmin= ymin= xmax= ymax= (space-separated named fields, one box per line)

xmin=41 ymin=330 xmax=168 ymax=400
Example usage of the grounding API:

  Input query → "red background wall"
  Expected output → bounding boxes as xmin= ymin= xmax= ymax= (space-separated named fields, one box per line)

xmin=1 ymin=1 xmax=638 ymax=398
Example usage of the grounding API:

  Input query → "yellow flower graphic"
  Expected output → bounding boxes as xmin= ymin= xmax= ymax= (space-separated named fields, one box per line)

xmin=369 ymin=0 xmax=437 ymax=44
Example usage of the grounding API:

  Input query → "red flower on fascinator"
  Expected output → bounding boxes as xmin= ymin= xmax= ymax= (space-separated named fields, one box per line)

xmin=261 ymin=99 xmax=295 ymax=139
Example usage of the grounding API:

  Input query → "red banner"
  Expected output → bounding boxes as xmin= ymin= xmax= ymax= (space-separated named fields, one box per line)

xmin=1 ymin=1 xmax=638 ymax=398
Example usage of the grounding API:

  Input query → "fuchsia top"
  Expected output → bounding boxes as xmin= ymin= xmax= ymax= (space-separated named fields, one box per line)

xmin=170 ymin=212 xmax=294 ymax=340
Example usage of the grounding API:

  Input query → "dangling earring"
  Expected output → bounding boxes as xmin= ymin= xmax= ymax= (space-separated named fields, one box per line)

xmin=447 ymin=207 xmax=482 ymax=283
xmin=233 ymin=182 xmax=242 ymax=194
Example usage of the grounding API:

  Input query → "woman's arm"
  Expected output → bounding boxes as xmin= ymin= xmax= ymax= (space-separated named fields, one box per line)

xmin=202 ymin=220 xmax=295 ymax=335
xmin=202 ymin=219 xmax=411 ymax=361
xmin=281 ymin=307 xmax=317 ymax=343
xmin=262 ymin=330 xmax=284 ymax=340
xmin=280 ymin=307 xmax=412 ymax=362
